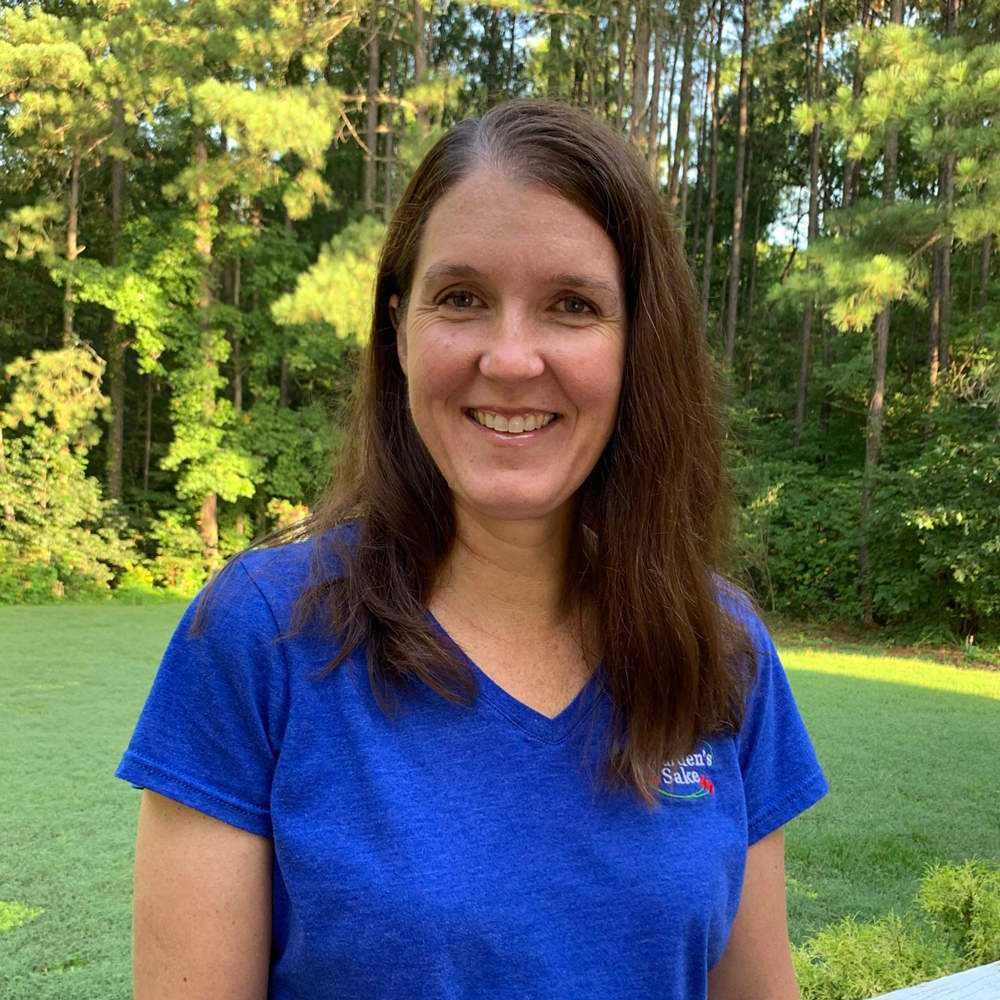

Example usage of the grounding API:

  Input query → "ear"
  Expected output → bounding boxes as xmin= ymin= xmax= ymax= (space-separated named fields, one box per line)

xmin=389 ymin=294 xmax=407 ymax=375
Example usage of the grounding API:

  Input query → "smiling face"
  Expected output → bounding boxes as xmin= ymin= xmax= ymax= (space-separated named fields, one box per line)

xmin=392 ymin=169 xmax=626 ymax=535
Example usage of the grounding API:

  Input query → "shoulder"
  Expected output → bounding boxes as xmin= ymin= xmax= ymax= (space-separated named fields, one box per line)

xmin=715 ymin=584 xmax=829 ymax=839
xmin=715 ymin=578 xmax=772 ymax=651
xmin=198 ymin=526 xmax=354 ymax=636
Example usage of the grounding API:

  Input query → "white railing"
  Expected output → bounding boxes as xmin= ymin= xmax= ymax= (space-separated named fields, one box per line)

xmin=867 ymin=961 xmax=1000 ymax=999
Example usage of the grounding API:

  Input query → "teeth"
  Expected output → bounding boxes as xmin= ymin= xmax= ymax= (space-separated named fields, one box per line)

xmin=472 ymin=410 xmax=555 ymax=434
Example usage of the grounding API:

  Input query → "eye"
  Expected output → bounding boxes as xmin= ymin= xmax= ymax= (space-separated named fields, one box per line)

xmin=439 ymin=289 xmax=482 ymax=310
xmin=556 ymin=296 xmax=596 ymax=316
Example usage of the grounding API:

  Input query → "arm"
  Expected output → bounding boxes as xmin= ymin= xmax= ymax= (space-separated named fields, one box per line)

xmin=707 ymin=827 xmax=800 ymax=1000
xmin=133 ymin=790 xmax=273 ymax=1000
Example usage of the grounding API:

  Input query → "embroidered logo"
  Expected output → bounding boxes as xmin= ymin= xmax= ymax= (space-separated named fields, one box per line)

xmin=657 ymin=740 xmax=716 ymax=800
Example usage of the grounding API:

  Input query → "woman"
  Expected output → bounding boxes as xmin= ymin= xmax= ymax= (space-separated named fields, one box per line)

xmin=118 ymin=100 xmax=827 ymax=999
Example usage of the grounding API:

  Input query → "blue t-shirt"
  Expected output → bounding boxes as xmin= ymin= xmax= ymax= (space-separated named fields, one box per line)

xmin=116 ymin=539 xmax=827 ymax=999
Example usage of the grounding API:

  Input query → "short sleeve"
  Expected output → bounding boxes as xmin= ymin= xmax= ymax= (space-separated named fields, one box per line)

xmin=115 ymin=561 xmax=289 ymax=837
xmin=735 ymin=614 xmax=828 ymax=844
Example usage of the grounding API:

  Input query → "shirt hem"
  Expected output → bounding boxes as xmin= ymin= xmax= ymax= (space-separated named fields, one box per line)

xmin=746 ymin=767 xmax=829 ymax=845
xmin=115 ymin=750 xmax=273 ymax=838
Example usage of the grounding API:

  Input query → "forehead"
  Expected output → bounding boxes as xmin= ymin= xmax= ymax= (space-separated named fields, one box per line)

xmin=411 ymin=169 xmax=622 ymax=289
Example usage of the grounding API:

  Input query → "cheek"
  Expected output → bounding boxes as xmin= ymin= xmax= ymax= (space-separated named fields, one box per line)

xmin=410 ymin=330 xmax=478 ymax=388
xmin=563 ymin=344 xmax=625 ymax=411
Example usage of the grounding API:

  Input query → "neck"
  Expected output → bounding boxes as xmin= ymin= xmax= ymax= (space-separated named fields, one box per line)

xmin=432 ymin=504 xmax=576 ymax=630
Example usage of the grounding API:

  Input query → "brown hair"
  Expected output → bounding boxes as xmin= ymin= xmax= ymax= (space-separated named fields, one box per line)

xmin=286 ymin=100 xmax=752 ymax=804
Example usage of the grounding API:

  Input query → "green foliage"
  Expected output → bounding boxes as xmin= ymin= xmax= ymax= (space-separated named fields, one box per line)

xmin=793 ymin=861 xmax=1000 ymax=999
xmin=0 ymin=0 xmax=995 ymax=636
xmin=235 ymin=396 xmax=334 ymax=505
xmin=792 ymin=912 xmax=957 ymax=1000
xmin=146 ymin=510 xmax=210 ymax=596
xmin=272 ymin=215 xmax=386 ymax=341
xmin=733 ymin=459 xmax=862 ymax=620
xmin=0 ymin=347 xmax=135 ymax=603
xmin=868 ymin=434 xmax=1000 ymax=636
xmin=918 ymin=860 xmax=1000 ymax=965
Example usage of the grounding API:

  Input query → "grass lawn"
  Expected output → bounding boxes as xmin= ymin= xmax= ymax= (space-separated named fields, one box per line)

xmin=2 ymin=604 xmax=999 ymax=998
xmin=778 ymin=641 xmax=1000 ymax=939
xmin=0 ymin=603 xmax=187 ymax=999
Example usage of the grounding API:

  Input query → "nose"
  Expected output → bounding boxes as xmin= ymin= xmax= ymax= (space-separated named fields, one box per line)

xmin=477 ymin=309 xmax=545 ymax=382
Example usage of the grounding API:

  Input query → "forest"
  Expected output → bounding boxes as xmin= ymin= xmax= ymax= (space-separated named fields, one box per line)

xmin=0 ymin=0 xmax=998 ymax=644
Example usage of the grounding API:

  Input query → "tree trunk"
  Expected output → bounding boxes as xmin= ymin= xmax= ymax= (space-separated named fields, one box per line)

xmin=143 ymin=374 xmax=153 ymax=494
xmin=646 ymin=15 xmax=666 ymax=179
xmin=546 ymin=15 xmax=564 ymax=100
xmin=630 ymin=0 xmax=650 ymax=148
xmin=199 ymin=491 xmax=219 ymax=556
xmin=691 ymin=0 xmax=715 ymax=262
xmin=842 ymin=0 xmax=871 ymax=209
xmin=660 ymin=20 xmax=679 ymax=180
xmin=820 ymin=324 xmax=833 ymax=443
xmin=105 ymin=100 xmax=127 ymax=500
xmin=668 ymin=1 xmax=696 ymax=211
xmin=364 ymin=0 xmax=380 ymax=215
xmin=722 ymin=0 xmax=752 ymax=371
xmin=232 ymin=255 xmax=243 ymax=413
xmin=928 ymin=0 xmax=957 ymax=385
xmin=385 ymin=42 xmax=397 ymax=213
xmin=794 ymin=0 xmax=825 ymax=446
xmin=678 ymin=134 xmax=691 ymax=240
xmin=744 ymin=196 xmax=761 ymax=341
xmin=62 ymin=148 xmax=82 ymax=346
xmin=616 ymin=3 xmax=628 ymax=131
xmin=586 ymin=14 xmax=598 ymax=108
xmin=979 ymin=235 xmax=992 ymax=308
xmin=194 ymin=137 xmax=218 ymax=557
xmin=859 ymin=0 xmax=904 ymax=623
xmin=929 ymin=226 xmax=943 ymax=386
xmin=485 ymin=7 xmax=501 ymax=106
xmin=700 ymin=0 xmax=725 ymax=325
xmin=413 ymin=0 xmax=429 ymax=132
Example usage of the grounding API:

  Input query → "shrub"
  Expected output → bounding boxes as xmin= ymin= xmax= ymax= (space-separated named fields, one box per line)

xmin=732 ymin=459 xmax=862 ymax=620
xmin=917 ymin=860 xmax=1000 ymax=965
xmin=792 ymin=912 xmax=958 ymax=1000
xmin=0 ymin=347 xmax=137 ymax=604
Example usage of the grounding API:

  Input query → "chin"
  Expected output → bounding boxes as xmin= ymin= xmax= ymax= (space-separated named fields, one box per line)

xmin=458 ymin=491 xmax=574 ymax=526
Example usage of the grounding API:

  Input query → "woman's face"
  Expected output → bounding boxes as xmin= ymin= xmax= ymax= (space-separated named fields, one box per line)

xmin=391 ymin=169 xmax=626 ymax=534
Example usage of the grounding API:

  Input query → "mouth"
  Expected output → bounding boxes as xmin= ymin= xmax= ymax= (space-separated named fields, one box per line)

xmin=467 ymin=408 xmax=558 ymax=435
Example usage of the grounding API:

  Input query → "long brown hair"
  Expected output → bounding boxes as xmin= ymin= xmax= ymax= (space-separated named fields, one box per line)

xmin=286 ymin=100 xmax=752 ymax=804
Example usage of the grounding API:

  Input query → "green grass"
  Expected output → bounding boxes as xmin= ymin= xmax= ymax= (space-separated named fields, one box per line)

xmin=1 ymin=605 xmax=998 ymax=997
xmin=782 ymin=647 xmax=1000 ymax=941
xmin=0 ymin=603 xmax=187 ymax=999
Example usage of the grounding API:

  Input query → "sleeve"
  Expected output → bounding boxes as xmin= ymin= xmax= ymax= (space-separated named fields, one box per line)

xmin=735 ymin=612 xmax=828 ymax=845
xmin=115 ymin=561 xmax=289 ymax=837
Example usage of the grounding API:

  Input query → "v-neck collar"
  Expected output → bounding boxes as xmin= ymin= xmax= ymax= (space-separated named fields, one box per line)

xmin=427 ymin=613 xmax=603 ymax=744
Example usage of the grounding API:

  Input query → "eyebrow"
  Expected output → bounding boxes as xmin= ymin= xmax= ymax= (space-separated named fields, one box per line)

xmin=419 ymin=262 xmax=621 ymax=299
xmin=419 ymin=262 xmax=482 ymax=284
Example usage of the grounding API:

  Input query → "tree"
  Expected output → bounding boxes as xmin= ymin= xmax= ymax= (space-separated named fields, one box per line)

xmin=722 ymin=0 xmax=752 ymax=371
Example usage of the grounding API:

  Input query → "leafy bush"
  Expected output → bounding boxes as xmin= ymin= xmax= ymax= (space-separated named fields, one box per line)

xmin=868 ymin=438 xmax=1000 ymax=640
xmin=732 ymin=459 xmax=862 ymax=620
xmin=145 ymin=510 xmax=213 ymax=596
xmin=792 ymin=912 xmax=957 ymax=1000
xmin=917 ymin=860 xmax=1000 ymax=965
xmin=730 ymin=430 xmax=1000 ymax=639
xmin=0 ymin=347 xmax=137 ymax=604
xmin=793 ymin=861 xmax=1000 ymax=1000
